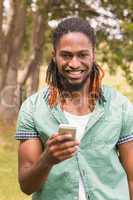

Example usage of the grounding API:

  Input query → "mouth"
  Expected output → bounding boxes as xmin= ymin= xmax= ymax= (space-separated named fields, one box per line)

xmin=64 ymin=69 xmax=86 ymax=79
xmin=65 ymin=69 xmax=85 ymax=72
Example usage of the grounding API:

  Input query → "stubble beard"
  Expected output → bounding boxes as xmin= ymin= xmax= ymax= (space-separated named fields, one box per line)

xmin=58 ymin=70 xmax=92 ymax=93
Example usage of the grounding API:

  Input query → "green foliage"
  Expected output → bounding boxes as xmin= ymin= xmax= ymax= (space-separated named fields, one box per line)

xmin=4 ymin=0 xmax=133 ymax=86
xmin=43 ymin=0 xmax=133 ymax=86
xmin=0 ymin=124 xmax=31 ymax=200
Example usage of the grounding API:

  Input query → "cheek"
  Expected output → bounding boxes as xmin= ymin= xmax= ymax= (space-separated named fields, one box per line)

xmin=85 ymin=57 xmax=94 ymax=66
xmin=81 ymin=61 xmax=92 ymax=69
xmin=55 ymin=57 xmax=67 ymax=69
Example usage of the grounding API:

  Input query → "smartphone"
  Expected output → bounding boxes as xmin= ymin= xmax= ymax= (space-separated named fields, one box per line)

xmin=58 ymin=124 xmax=76 ymax=140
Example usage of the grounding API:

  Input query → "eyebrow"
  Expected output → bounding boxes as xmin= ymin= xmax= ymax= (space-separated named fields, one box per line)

xmin=60 ymin=50 xmax=90 ymax=54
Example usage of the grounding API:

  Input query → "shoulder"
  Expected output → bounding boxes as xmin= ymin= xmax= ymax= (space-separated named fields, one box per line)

xmin=102 ymin=85 xmax=131 ymax=106
xmin=20 ymin=86 xmax=49 ymax=111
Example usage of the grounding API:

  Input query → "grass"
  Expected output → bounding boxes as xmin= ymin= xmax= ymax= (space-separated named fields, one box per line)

xmin=0 ymin=122 xmax=31 ymax=200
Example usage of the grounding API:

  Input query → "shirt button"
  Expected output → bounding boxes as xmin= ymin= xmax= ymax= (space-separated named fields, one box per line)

xmin=88 ymin=191 xmax=93 ymax=199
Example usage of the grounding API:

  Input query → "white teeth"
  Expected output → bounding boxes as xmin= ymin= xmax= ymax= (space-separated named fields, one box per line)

xmin=70 ymin=71 xmax=81 ymax=73
xmin=66 ymin=70 xmax=83 ymax=73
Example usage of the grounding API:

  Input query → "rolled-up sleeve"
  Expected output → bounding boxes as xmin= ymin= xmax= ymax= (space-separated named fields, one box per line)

xmin=118 ymin=97 xmax=133 ymax=145
xmin=16 ymin=97 xmax=39 ymax=140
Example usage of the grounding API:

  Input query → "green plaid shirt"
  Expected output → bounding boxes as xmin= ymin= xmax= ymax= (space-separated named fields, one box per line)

xmin=16 ymin=85 xmax=133 ymax=200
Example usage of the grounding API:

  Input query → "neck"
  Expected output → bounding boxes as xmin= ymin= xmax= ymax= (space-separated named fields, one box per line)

xmin=60 ymin=82 xmax=93 ymax=115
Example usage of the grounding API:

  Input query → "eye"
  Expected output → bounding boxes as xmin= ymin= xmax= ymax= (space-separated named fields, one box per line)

xmin=78 ymin=53 xmax=89 ymax=59
xmin=61 ymin=53 xmax=72 ymax=60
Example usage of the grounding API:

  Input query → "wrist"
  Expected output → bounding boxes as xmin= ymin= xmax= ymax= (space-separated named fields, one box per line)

xmin=41 ymin=151 xmax=54 ymax=169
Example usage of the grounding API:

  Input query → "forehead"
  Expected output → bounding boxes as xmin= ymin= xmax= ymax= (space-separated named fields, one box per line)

xmin=55 ymin=32 xmax=93 ymax=52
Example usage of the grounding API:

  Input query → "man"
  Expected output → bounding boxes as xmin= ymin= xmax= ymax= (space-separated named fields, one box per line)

xmin=16 ymin=17 xmax=133 ymax=200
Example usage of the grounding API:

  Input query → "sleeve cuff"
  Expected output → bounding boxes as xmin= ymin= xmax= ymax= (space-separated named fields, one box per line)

xmin=15 ymin=131 xmax=39 ymax=140
xmin=117 ymin=135 xmax=133 ymax=145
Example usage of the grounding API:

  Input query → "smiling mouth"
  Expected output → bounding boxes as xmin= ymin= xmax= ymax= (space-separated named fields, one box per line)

xmin=64 ymin=69 xmax=86 ymax=79
xmin=65 ymin=69 xmax=85 ymax=73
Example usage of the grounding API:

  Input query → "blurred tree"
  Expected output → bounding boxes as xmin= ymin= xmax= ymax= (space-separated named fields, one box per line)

xmin=0 ymin=0 xmax=132 ymax=120
xmin=0 ymin=0 xmax=27 ymax=119
xmin=0 ymin=0 xmax=49 ymax=119
xmin=99 ymin=0 xmax=133 ymax=85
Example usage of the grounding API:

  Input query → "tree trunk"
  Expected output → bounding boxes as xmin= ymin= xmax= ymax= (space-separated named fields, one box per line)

xmin=16 ymin=6 xmax=49 ymax=108
xmin=0 ymin=0 xmax=27 ymax=120
xmin=27 ymin=66 xmax=40 ymax=97
xmin=0 ymin=0 xmax=4 ymax=90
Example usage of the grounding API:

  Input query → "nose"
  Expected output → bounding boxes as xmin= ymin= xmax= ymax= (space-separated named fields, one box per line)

xmin=68 ymin=56 xmax=81 ymax=68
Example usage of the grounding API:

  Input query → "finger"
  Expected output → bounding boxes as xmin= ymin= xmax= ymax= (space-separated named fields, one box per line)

xmin=48 ymin=134 xmax=73 ymax=146
xmin=59 ymin=153 xmax=76 ymax=161
xmin=51 ymin=133 xmax=58 ymax=138
xmin=47 ymin=140 xmax=79 ymax=155
xmin=54 ymin=146 xmax=78 ymax=158
xmin=46 ymin=133 xmax=58 ymax=146
xmin=57 ymin=140 xmax=79 ymax=150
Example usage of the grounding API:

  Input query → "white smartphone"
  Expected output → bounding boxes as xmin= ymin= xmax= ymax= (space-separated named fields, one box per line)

xmin=58 ymin=124 xmax=76 ymax=140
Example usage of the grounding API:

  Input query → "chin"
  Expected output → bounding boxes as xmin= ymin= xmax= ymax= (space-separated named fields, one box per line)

xmin=59 ymin=73 xmax=90 ymax=91
xmin=65 ymin=80 xmax=85 ymax=91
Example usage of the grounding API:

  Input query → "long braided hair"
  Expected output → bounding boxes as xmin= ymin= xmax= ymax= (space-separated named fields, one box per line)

xmin=46 ymin=17 xmax=105 ymax=111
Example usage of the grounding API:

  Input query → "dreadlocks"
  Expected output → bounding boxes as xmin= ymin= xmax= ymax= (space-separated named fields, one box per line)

xmin=46 ymin=17 xmax=105 ymax=110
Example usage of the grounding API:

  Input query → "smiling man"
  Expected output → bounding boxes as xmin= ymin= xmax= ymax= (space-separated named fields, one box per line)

xmin=16 ymin=17 xmax=133 ymax=200
xmin=54 ymin=31 xmax=94 ymax=87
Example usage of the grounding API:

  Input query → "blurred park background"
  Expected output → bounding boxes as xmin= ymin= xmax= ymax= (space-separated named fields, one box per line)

xmin=0 ymin=0 xmax=132 ymax=200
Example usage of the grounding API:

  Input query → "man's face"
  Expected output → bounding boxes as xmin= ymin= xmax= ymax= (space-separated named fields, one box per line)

xmin=53 ymin=32 xmax=95 ymax=90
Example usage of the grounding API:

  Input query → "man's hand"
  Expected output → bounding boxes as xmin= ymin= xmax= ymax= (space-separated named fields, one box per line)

xmin=18 ymin=133 xmax=79 ymax=195
xmin=43 ymin=132 xmax=80 ymax=167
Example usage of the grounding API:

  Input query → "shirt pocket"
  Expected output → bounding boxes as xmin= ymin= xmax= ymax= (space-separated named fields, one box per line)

xmin=85 ymin=118 xmax=122 ymax=150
